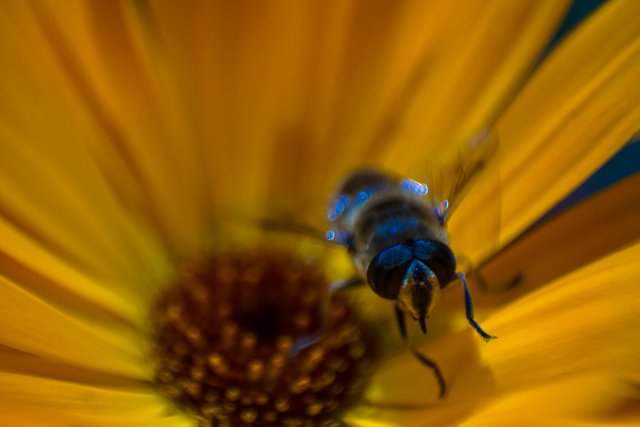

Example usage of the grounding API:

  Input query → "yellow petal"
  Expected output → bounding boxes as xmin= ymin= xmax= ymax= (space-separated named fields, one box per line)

xmin=0 ymin=404 xmax=190 ymax=427
xmin=147 ymin=1 xmax=570 ymax=211
xmin=0 ymin=372 xmax=189 ymax=426
xmin=36 ymin=0 xmax=212 ymax=252
xmin=0 ymin=140 xmax=170 ymax=322
xmin=0 ymin=347 xmax=142 ymax=388
xmin=0 ymin=217 xmax=148 ymax=325
xmin=146 ymin=0 xmax=332 ymax=209
xmin=456 ymin=0 xmax=640 ymax=261
xmin=479 ymin=240 xmax=640 ymax=391
xmin=0 ymin=275 xmax=147 ymax=378
xmin=478 ymin=172 xmax=640 ymax=302
xmin=380 ymin=1 xmax=570 ymax=167
xmin=0 ymin=4 xmax=173 ymax=314
xmin=462 ymin=373 xmax=640 ymax=427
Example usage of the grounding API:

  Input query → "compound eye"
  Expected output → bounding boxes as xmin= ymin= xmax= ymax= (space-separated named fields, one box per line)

xmin=413 ymin=240 xmax=457 ymax=286
xmin=366 ymin=244 xmax=413 ymax=300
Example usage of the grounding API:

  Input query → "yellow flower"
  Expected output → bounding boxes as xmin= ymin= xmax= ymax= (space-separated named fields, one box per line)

xmin=1 ymin=0 xmax=639 ymax=426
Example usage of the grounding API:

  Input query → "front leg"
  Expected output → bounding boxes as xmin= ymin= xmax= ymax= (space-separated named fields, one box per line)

xmin=457 ymin=272 xmax=496 ymax=341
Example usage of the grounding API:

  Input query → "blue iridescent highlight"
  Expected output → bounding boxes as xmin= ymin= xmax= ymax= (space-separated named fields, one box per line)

xmin=327 ymin=195 xmax=350 ymax=221
xmin=400 ymin=178 xmax=429 ymax=196
xmin=376 ymin=217 xmax=420 ymax=242
xmin=434 ymin=200 xmax=449 ymax=224
xmin=346 ymin=189 xmax=375 ymax=217
xmin=356 ymin=190 xmax=371 ymax=203
xmin=324 ymin=229 xmax=349 ymax=245
xmin=376 ymin=244 xmax=412 ymax=268
xmin=328 ymin=186 xmax=380 ymax=226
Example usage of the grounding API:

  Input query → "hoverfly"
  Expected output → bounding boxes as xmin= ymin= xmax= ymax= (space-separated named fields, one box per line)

xmin=264 ymin=130 xmax=500 ymax=398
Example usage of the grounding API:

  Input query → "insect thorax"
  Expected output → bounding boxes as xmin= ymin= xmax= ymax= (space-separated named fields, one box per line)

xmin=351 ymin=191 xmax=448 ymax=273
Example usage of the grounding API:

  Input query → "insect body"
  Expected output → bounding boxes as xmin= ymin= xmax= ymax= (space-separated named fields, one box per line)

xmin=263 ymin=131 xmax=499 ymax=397
xmin=324 ymin=133 xmax=499 ymax=397
xmin=328 ymin=170 xmax=453 ymax=328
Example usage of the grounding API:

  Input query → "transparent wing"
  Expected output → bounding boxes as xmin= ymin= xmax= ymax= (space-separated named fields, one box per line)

xmin=449 ymin=164 xmax=504 ymax=266
xmin=422 ymin=129 xmax=499 ymax=223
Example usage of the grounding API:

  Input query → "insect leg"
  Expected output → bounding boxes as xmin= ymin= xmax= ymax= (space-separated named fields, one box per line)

xmin=330 ymin=277 xmax=364 ymax=292
xmin=290 ymin=292 xmax=330 ymax=355
xmin=408 ymin=348 xmax=446 ymax=399
xmin=457 ymin=272 xmax=496 ymax=341
xmin=291 ymin=278 xmax=362 ymax=355
xmin=394 ymin=304 xmax=446 ymax=398
xmin=290 ymin=332 xmax=323 ymax=355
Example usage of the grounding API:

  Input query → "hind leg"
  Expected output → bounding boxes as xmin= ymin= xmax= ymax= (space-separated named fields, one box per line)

xmin=291 ymin=277 xmax=365 ymax=355
xmin=394 ymin=304 xmax=446 ymax=398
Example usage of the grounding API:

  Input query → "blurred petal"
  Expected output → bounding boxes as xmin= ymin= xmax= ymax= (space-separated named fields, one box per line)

xmin=462 ymin=373 xmax=640 ymax=427
xmin=0 ymin=347 xmax=144 ymax=388
xmin=147 ymin=0 xmax=569 ymax=212
xmin=15 ymin=0 xmax=212 ymax=253
xmin=0 ymin=404 xmax=190 ymax=427
xmin=380 ymin=1 xmax=570 ymax=167
xmin=0 ymin=372 xmax=189 ymax=427
xmin=479 ymin=173 xmax=640 ymax=300
xmin=2 ymin=1 xmax=571 ymax=257
xmin=0 ymin=217 xmax=149 ymax=325
xmin=0 ymin=275 xmax=147 ymax=378
xmin=0 ymin=1 xmax=173 ymax=316
xmin=456 ymin=0 xmax=640 ymax=260
xmin=480 ymin=240 xmax=640 ymax=391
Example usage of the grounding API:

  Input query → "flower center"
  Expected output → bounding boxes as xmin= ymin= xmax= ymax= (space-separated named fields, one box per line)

xmin=150 ymin=249 xmax=377 ymax=426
